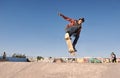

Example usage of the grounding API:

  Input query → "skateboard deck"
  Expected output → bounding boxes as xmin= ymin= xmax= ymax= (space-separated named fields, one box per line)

xmin=65 ymin=33 xmax=75 ymax=56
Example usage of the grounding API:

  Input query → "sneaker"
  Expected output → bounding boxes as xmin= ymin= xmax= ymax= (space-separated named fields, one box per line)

xmin=74 ymin=49 xmax=77 ymax=52
xmin=70 ymin=52 xmax=76 ymax=56
xmin=73 ymin=47 xmax=77 ymax=52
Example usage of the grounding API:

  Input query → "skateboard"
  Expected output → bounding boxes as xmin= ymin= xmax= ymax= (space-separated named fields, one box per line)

xmin=65 ymin=33 xmax=75 ymax=56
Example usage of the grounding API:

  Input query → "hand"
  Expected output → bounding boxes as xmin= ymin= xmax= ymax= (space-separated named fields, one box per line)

xmin=58 ymin=12 xmax=63 ymax=16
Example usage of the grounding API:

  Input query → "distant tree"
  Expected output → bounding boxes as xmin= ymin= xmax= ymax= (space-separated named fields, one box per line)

xmin=37 ymin=56 xmax=44 ymax=61
xmin=12 ymin=53 xmax=26 ymax=58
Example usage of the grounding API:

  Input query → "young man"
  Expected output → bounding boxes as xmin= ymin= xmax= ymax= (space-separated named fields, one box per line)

xmin=59 ymin=13 xmax=85 ymax=52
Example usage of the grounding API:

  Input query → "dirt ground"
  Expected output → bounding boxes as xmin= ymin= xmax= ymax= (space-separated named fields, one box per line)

xmin=0 ymin=62 xmax=120 ymax=78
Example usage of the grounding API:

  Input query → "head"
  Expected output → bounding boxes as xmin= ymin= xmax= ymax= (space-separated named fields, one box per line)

xmin=112 ymin=52 xmax=114 ymax=54
xmin=77 ymin=18 xmax=85 ymax=24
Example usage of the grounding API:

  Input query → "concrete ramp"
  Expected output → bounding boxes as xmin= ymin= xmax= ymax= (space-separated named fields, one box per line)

xmin=0 ymin=62 xmax=120 ymax=78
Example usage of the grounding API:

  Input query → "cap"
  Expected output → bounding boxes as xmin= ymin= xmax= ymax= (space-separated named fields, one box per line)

xmin=79 ymin=18 xmax=85 ymax=22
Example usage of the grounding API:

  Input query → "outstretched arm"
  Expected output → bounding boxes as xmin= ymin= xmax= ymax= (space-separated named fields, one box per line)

xmin=58 ymin=13 xmax=74 ymax=22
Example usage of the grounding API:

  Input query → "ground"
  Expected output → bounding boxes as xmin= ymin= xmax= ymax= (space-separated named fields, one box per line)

xmin=0 ymin=62 xmax=120 ymax=78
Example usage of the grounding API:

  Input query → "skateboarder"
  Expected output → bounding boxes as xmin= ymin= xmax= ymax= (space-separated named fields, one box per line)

xmin=59 ymin=13 xmax=85 ymax=52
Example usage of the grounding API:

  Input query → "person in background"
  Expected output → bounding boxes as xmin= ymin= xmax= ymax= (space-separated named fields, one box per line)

xmin=111 ymin=52 xmax=116 ymax=63
xmin=3 ymin=52 xmax=6 ymax=59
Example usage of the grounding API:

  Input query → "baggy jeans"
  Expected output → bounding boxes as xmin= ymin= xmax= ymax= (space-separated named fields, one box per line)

xmin=65 ymin=26 xmax=80 ymax=50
